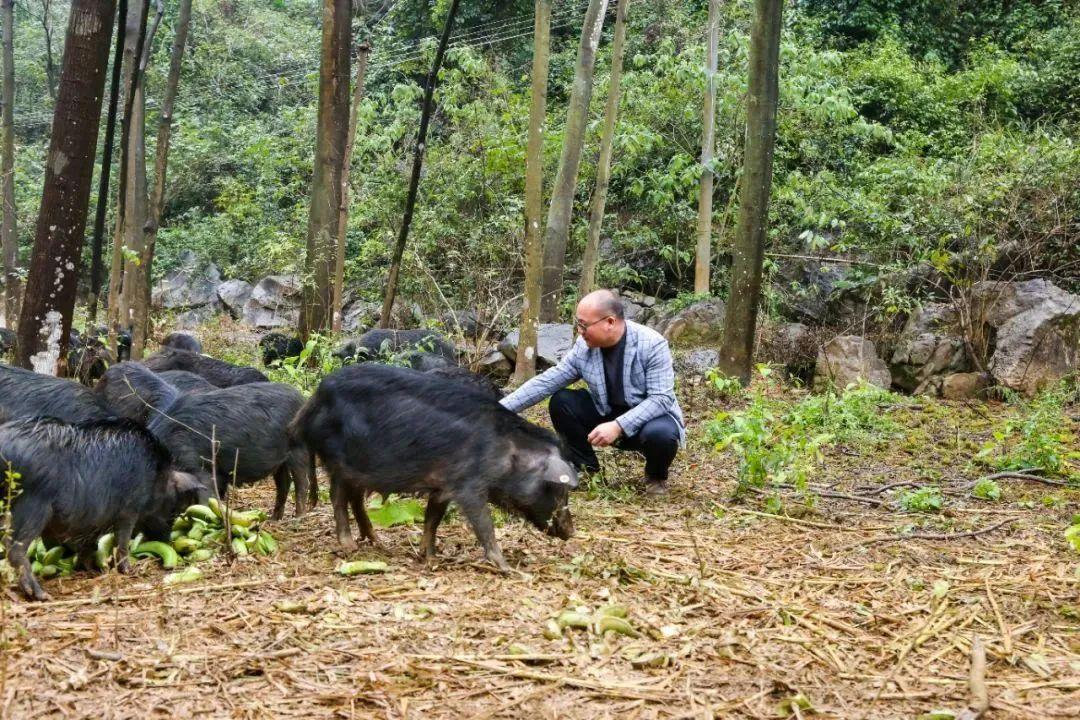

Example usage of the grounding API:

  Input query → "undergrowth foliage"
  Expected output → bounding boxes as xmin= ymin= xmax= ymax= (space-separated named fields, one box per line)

xmin=706 ymin=372 xmax=906 ymax=506
xmin=973 ymin=379 xmax=1080 ymax=479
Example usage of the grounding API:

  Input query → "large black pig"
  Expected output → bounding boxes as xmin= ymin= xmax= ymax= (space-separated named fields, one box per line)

xmin=96 ymin=362 xmax=312 ymax=519
xmin=0 ymin=364 xmax=115 ymax=424
xmin=160 ymin=332 xmax=203 ymax=354
xmin=0 ymin=417 xmax=203 ymax=600
xmin=142 ymin=347 xmax=268 ymax=387
xmin=291 ymin=364 xmax=576 ymax=571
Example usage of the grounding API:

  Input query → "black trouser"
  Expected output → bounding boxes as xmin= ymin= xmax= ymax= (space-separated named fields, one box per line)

xmin=548 ymin=388 xmax=680 ymax=481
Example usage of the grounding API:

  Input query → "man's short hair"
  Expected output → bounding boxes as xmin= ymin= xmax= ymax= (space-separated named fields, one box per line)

xmin=596 ymin=290 xmax=625 ymax=320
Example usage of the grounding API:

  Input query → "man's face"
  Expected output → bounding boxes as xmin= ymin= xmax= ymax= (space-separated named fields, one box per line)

xmin=575 ymin=302 xmax=624 ymax=349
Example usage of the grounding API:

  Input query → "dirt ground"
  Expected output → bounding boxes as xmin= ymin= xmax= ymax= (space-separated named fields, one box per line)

xmin=2 ymin=373 xmax=1078 ymax=720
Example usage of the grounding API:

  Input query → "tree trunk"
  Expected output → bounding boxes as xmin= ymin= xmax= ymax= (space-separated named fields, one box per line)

xmin=15 ymin=0 xmax=116 ymax=370
xmin=332 ymin=40 xmax=370 ymax=333
xmin=133 ymin=0 xmax=189 ymax=357
xmin=378 ymin=0 xmax=461 ymax=329
xmin=538 ymin=0 xmax=608 ymax=322
xmin=106 ymin=0 xmax=147 ymax=352
xmin=87 ymin=0 xmax=127 ymax=324
xmin=694 ymin=0 xmax=720 ymax=294
xmin=513 ymin=0 xmax=552 ymax=384
xmin=716 ymin=0 xmax=783 ymax=384
xmin=1 ymin=0 xmax=18 ymax=328
xmin=299 ymin=0 xmax=351 ymax=340
xmin=40 ymin=0 xmax=58 ymax=101
xmin=120 ymin=0 xmax=161 ymax=359
xmin=578 ymin=0 xmax=629 ymax=298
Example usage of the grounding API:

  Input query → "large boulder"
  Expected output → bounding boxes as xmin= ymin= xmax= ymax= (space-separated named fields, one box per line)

xmin=173 ymin=305 xmax=220 ymax=330
xmin=650 ymin=298 xmax=726 ymax=346
xmin=814 ymin=335 xmax=892 ymax=390
xmin=441 ymin=308 xmax=485 ymax=339
xmin=615 ymin=290 xmax=655 ymax=325
xmin=940 ymin=372 xmax=992 ymax=400
xmin=151 ymin=251 xmax=221 ymax=310
xmin=758 ymin=321 xmax=818 ymax=380
xmin=476 ymin=349 xmax=513 ymax=382
xmin=342 ymin=299 xmax=380 ymax=334
xmin=216 ymin=279 xmax=253 ymax=320
xmin=242 ymin=275 xmax=301 ymax=328
xmin=676 ymin=348 xmax=720 ymax=376
xmin=971 ymin=279 xmax=1080 ymax=395
xmin=775 ymin=260 xmax=847 ymax=324
xmin=889 ymin=303 xmax=968 ymax=393
xmin=498 ymin=323 xmax=574 ymax=369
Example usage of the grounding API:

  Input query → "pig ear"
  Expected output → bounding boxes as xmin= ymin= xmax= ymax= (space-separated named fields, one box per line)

xmin=546 ymin=463 xmax=579 ymax=490
xmin=169 ymin=471 xmax=205 ymax=496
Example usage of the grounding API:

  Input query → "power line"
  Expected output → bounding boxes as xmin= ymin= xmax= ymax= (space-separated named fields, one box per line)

xmin=11 ymin=0 xmax=622 ymax=130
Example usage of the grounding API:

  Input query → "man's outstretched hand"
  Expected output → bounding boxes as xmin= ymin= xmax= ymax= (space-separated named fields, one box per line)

xmin=588 ymin=420 xmax=623 ymax=447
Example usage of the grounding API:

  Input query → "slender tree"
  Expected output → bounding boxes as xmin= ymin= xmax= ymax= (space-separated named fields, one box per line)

xmin=694 ymin=0 xmax=720 ymax=294
xmin=378 ymin=0 xmax=461 ymax=329
xmin=717 ymin=0 xmax=783 ymax=384
xmin=513 ymin=0 xmax=552 ymax=384
xmin=118 ymin=0 xmax=161 ymax=359
xmin=332 ymin=40 xmax=370 ymax=332
xmin=1 ymin=0 xmax=17 ymax=327
xmin=578 ymin=0 xmax=630 ymax=298
xmin=15 ymin=0 xmax=117 ymax=370
xmin=106 ymin=0 xmax=149 ymax=353
xmin=299 ymin=0 xmax=351 ymax=340
xmin=87 ymin=0 xmax=127 ymax=323
xmin=132 ymin=0 xmax=192 ymax=357
xmin=34 ymin=0 xmax=58 ymax=101
xmin=538 ymin=0 xmax=608 ymax=321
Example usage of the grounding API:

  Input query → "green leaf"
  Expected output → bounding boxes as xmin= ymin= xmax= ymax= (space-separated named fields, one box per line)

xmin=367 ymin=498 xmax=426 ymax=528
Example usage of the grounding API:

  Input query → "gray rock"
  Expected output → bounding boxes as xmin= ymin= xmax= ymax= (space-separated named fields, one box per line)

xmin=250 ymin=275 xmax=301 ymax=307
xmin=498 ymin=323 xmax=574 ymax=368
xmin=971 ymin=279 xmax=1080 ymax=395
xmin=758 ymin=321 xmax=817 ymax=380
xmin=814 ymin=335 xmax=892 ymax=390
xmin=651 ymin=298 xmax=726 ymax=346
xmin=889 ymin=303 xmax=968 ymax=393
xmin=775 ymin=261 xmax=846 ymax=324
xmin=342 ymin=300 xmax=380 ymax=334
xmin=152 ymin=251 xmax=221 ymax=310
xmin=242 ymin=275 xmax=301 ymax=329
xmin=677 ymin=349 xmax=720 ymax=376
xmin=477 ymin=349 xmax=513 ymax=382
xmin=173 ymin=304 xmax=220 ymax=330
xmin=441 ymin=308 xmax=484 ymax=339
xmin=941 ymin=372 xmax=992 ymax=400
xmin=217 ymin=279 xmax=253 ymax=319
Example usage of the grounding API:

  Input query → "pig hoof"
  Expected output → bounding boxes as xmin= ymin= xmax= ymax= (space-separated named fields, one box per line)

xmin=488 ymin=557 xmax=512 ymax=574
xmin=26 ymin=585 xmax=51 ymax=602
xmin=117 ymin=559 xmax=132 ymax=574
xmin=337 ymin=538 xmax=358 ymax=554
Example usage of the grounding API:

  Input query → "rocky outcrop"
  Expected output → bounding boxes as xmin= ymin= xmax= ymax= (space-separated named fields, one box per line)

xmin=498 ymin=323 xmax=574 ymax=369
xmin=889 ymin=303 xmax=968 ymax=393
xmin=814 ymin=335 xmax=892 ymax=390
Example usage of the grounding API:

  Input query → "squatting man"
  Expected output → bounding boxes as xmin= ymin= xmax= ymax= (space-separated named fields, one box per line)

xmin=500 ymin=289 xmax=684 ymax=495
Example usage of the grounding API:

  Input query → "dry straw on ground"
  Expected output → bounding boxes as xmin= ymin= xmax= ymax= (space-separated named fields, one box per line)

xmin=1 ymin=375 xmax=1077 ymax=719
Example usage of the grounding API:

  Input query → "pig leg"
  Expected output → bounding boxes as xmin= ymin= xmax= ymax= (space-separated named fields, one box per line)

xmin=419 ymin=495 xmax=450 ymax=564
xmin=6 ymin=501 xmax=50 ymax=601
xmin=307 ymin=454 xmax=319 ymax=509
xmin=287 ymin=448 xmax=311 ymax=517
xmin=456 ymin=496 xmax=510 ymax=572
xmin=348 ymin=491 xmax=378 ymax=545
xmin=76 ymin=541 xmax=98 ymax=572
xmin=329 ymin=475 xmax=355 ymax=551
xmin=271 ymin=465 xmax=290 ymax=521
xmin=114 ymin=514 xmax=137 ymax=574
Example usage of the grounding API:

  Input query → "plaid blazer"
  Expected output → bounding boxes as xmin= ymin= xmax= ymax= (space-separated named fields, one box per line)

xmin=500 ymin=321 xmax=685 ymax=441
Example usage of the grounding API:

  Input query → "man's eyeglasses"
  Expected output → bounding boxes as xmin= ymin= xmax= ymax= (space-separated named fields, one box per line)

xmin=575 ymin=315 xmax=612 ymax=332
